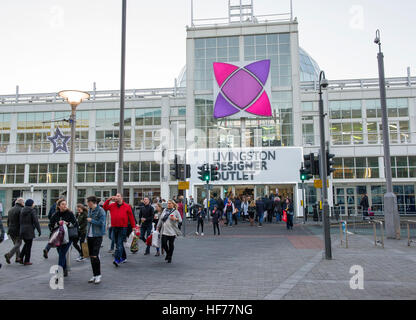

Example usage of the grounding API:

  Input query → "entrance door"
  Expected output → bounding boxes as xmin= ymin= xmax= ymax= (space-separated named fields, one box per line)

xmin=335 ymin=187 xmax=365 ymax=216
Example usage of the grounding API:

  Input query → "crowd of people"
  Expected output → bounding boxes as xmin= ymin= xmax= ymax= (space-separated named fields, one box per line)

xmin=194 ymin=192 xmax=295 ymax=235
xmin=0 ymin=194 xmax=183 ymax=284
xmin=0 ymin=191 xmax=295 ymax=282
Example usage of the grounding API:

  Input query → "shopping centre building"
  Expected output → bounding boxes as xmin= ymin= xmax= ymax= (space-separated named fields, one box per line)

xmin=0 ymin=2 xmax=415 ymax=217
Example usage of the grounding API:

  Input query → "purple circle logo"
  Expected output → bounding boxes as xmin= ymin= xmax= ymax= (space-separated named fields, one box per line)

xmin=213 ymin=60 xmax=272 ymax=119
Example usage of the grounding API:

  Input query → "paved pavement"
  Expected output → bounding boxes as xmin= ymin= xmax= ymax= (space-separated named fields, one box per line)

xmin=0 ymin=218 xmax=415 ymax=300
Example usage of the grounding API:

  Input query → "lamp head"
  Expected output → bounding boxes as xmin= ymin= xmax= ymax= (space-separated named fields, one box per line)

xmin=58 ymin=90 xmax=90 ymax=108
xmin=320 ymin=78 xmax=329 ymax=89
xmin=374 ymin=29 xmax=381 ymax=45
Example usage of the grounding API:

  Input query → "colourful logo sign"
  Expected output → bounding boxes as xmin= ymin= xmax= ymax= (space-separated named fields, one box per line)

xmin=213 ymin=60 xmax=272 ymax=119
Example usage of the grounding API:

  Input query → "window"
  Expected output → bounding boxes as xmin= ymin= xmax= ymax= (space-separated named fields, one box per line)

xmin=329 ymin=100 xmax=362 ymax=120
xmin=29 ymin=164 xmax=67 ymax=184
xmin=76 ymin=163 xmax=116 ymax=183
xmin=333 ymin=157 xmax=379 ymax=179
xmin=135 ymin=108 xmax=161 ymax=126
xmin=135 ymin=130 xmax=160 ymax=150
xmin=244 ymin=33 xmax=291 ymax=87
xmin=17 ymin=112 xmax=52 ymax=130
xmin=55 ymin=110 xmax=90 ymax=128
xmin=123 ymin=162 xmax=160 ymax=182
xmin=0 ymin=164 xmax=25 ymax=184
xmin=96 ymin=109 xmax=132 ymax=128
xmin=302 ymin=117 xmax=314 ymax=145
xmin=391 ymin=156 xmax=416 ymax=178
xmin=17 ymin=132 xmax=51 ymax=153
xmin=170 ymin=106 xmax=186 ymax=117
xmin=366 ymin=98 xmax=408 ymax=118
xmin=301 ymin=102 xmax=313 ymax=112
xmin=133 ymin=188 xmax=161 ymax=206
xmin=96 ymin=130 xmax=131 ymax=151
xmin=394 ymin=185 xmax=416 ymax=215
xmin=194 ymin=36 xmax=240 ymax=90
xmin=330 ymin=122 xmax=363 ymax=145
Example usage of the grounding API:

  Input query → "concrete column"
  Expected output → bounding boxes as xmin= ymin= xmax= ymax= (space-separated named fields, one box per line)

xmin=408 ymin=97 xmax=416 ymax=143
xmin=290 ymin=25 xmax=302 ymax=147
xmin=9 ymin=113 xmax=17 ymax=153
xmin=89 ymin=110 xmax=96 ymax=151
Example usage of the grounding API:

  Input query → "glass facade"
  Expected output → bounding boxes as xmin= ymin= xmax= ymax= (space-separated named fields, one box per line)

xmin=123 ymin=162 xmax=160 ymax=182
xmin=244 ymin=33 xmax=291 ymax=87
xmin=333 ymin=157 xmax=379 ymax=179
xmin=76 ymin=162 xmax=116 ymax=183
xmin=194 ymin=36 xmax=240 ymax=90
xmin=29 ymin=163 xmax=67 ymax=184
xmin=0 ymin=164 xmax=25 ymax=184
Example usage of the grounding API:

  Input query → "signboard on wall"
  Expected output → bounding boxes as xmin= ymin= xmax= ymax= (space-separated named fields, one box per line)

xmin=187 ymin=147 xmax=303 ymax=185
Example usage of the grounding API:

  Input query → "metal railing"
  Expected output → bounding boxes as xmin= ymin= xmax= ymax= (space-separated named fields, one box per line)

xmin=402 ymin=220 xmax=416 ymax=246
xmin=371 ymin=219 xmax=385 ymax=248
xmin=301 ymin=76 xmax=416 ymax=92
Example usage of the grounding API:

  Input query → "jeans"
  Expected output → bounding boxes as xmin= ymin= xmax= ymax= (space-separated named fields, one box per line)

xmin=197 ymin=219 xmax=204 ymax=233
xmin=87 ymin=236 xmax=103 ymax=276
xmin=161 ymin=235 xmax=175 ymax=261
xmin=112 ymin=227 xmax=127 ymax=261
xmin=7 ymin=235 xmax=22 ymax=259
xmin=227 ymin=211 xmax=233 ymax=226
xmin=57 ymin=242 xmax=72 ymax=271
xmin=20 ymin=239 xmax=33 ymax=263
xmin=140 ymin=224 xmax=152 ymax=254
xmin=258 ymin=212 xmax=264 ymax=224
xmin=109 ymin=228 xmax=115 ymax=250
xmin=276 ymin=212 xmax=281 ymax=223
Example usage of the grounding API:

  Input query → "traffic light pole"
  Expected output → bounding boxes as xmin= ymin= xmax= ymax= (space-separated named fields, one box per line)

xmin=318 ymin=73 xmax=332 ymax=260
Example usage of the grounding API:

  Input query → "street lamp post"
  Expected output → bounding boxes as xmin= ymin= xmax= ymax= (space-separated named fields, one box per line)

xmin=58 ymin=90 xmax=90 ymax=211
xmin=318 ymin=70 xmax=332 ymax=260
xmin=374 ymin=30 xmax=401 ymax=239
xmin=117 ymin=0 xmax=127 ymax=195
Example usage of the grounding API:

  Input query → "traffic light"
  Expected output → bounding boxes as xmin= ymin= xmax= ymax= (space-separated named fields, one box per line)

xmin=198 ymin=164 xmax=210 ymax=182
xmin=303 ymin=153 xmax=315 ymax=180
xmin=210 ymin=164 xmax=220 ymax=181
xmin=170 ymin=154 xmax=179 ymax=180
xmin=326 ymin=151 xmax=336 ymax=176
xmin=185 ymin=164 xmax=191 ymax=179
xmin=300 ymin=168 xmax=312 ymax=181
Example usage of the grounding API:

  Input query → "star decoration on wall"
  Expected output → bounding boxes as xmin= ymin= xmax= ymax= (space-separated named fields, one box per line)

xmin=47 ymin=127 xmax=71 ymax=153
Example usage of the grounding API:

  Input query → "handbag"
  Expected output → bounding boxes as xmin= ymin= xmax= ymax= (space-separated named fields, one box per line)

xmin=152 ymin=230 xmax=160 ymax=248
xmin=49 ymin=226 xmax=64 ymax=248
xmin=146 ymin=234 xmax=152 ymax=246
xmin=81 ymin=242 xmax=89 ymax=258
xmin=130 ymin=236 xmax=139 ymax=253
xmin=282 ymin=210 xmax=287 ymax=222
xmin=68 ymin=225 xmax=78 ymax=241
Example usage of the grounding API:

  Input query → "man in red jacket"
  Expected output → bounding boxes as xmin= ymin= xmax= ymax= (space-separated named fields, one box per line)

xmin=103 ymin=194 xmax=136 ymax=267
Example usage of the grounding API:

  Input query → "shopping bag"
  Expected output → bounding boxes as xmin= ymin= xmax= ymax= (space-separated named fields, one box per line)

xmin=49 ymin=226 xmax=64 ymax=248
xmin=3 ymin=233 xmax=8 ymax=242
xmin=264 ymin=211 xmax=268 ymax=219
xmin=81 ymin=242 xmax=89 ymax=258
xmin=146 ymin=234 xmax=152 ymax=246
xmin=130 ymin=236 xmax=139 ymax=253
xmin=282 ymin=210 xmax=287 ymax=223
xmin=62 ymin=224 xmax=69 ymax=244
xmin=151 ymin=230 xmax=160 ymax=248
xmin=126 ymin=231 xmax=134 ymax=248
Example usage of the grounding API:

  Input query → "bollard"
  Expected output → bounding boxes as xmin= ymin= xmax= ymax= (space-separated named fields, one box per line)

xmin=373 ymin=222 xmax=377 ymax=247
xmin=408 ymin=223 xmax=411 ymax=247
xmin=380 ymin=221 xmax=384 ymax=248
xmin=345 ymin=221 xmax=349 ymax=249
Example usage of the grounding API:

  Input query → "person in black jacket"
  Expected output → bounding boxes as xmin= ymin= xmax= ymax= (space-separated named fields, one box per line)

xmin=284 ymin=198 xmax=294 ymax=230
xmin=43 ymin=197 xmax=64 ymax=259
xmin=73 ymin=204 xmax=88 ymax=262
xmin=139 ymin=197 xmax=155 ymax=255
xmin=273 ymin=197 xmax=282 ymax=223
xmin=49 ymin=199 xmax=77 ymax=277
xmin=19 ymin=199 xmax=41 ymax=265
xmin=4 ymin=198 xmax=24 ymax=264
xmin=0 ymin=207 xmax=5 ymax=269
xmin=360 ymin=193 xmax=370 ymax=220
xmin=211 ymin=206 xmax=221 ymax=236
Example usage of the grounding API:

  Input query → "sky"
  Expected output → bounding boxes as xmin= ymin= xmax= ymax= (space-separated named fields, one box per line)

xmin=0 ymin=0 xmax=415 ymax=95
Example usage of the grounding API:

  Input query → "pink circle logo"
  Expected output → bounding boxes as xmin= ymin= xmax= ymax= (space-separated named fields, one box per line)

xmin=213 ymin=60 xmax=272 ymax=118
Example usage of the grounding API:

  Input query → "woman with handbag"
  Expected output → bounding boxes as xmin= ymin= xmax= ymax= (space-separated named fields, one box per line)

xmin=284 ymin=198 xmax=294 ymax=230
xmin=19 ymin=199 xmax=41 ymax=265
xmin=153 ymin=203 xmax=163 ymax=256
xmin=49 ymin=199 xmax=77 ymax=277
xmin=73 ymin=204 xmax=88 ymax=262
xmin=156 ymin=200 xmax=182 ymax=264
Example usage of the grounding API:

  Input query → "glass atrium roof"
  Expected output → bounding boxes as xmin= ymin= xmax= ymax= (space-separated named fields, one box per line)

xmin=176 ymin=47 xmax=321 ymax=87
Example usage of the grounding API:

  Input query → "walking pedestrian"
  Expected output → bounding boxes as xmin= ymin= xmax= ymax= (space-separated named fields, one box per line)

xmin=139 ymin=197 xmax=155 ymax=256
xmin=19 ymin=199 xmax=41 ymax=266
xmin=43 ymin=197 xmax=64 ymax=259
xmin=177 ymin=195 xmax=184 ymax=230
xmin=234 ymin=196 xmax=242 ymax=221
xmin=360 ymin=193 xmax=369 ymax=221
xmin=256 ymin=197 xmax=265 ymax=227
xmin=103 ymin=194 xmax=136 ymax=267
xmin=284 ymin=198 xmax=294 ymax=230
xmin=211 ymin=206 xmax=221 ymax=235
xmin=224 ymin=198 xmax=235 ymax=227
xmin=73 ymin=204 xmax=88 ymax=262
xmin=4 ymin=198 xmax=24 ymax=264
xmin=86 ymin=196 xmax=106 ymax=284
xmin=273 ymin=197 xmax=282 ymax=223
xmin=153 ymin=203 xmax=163 ymax=256
xmin=195 ymin=206 xmax=205 ymax=236
xmin=49 ymin=199 xmax=77 ymax=276
xmin=156 ymin=200 xmax=182 ymax=263
xmin=0 ymin=207 xmax=5 ymax=269
xmin=241 ymin=196 xmax=249 ymax=222
xmin=267 ymin=195 xmax=274 ymax=223
xmin=248 ymin=200 xmax=256 ymax=226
